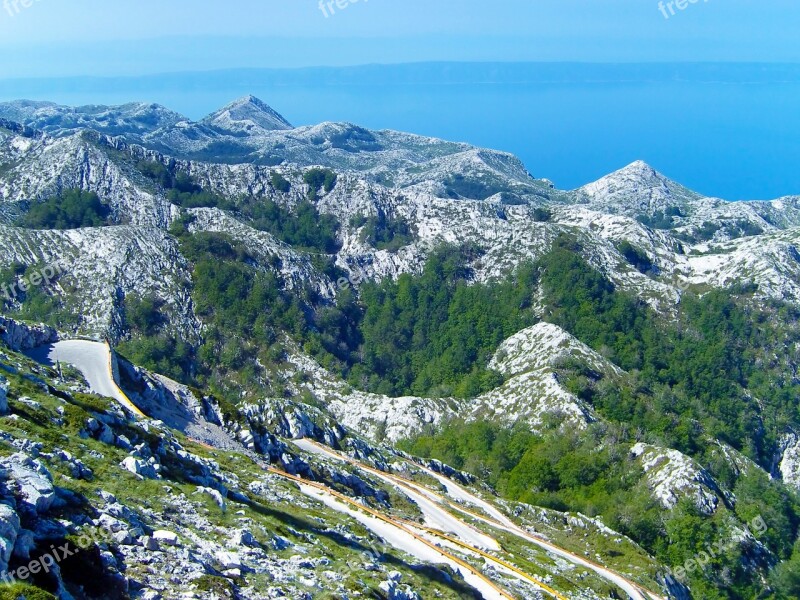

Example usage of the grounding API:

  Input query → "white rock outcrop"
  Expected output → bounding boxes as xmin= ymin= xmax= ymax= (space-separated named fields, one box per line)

xmin=631 ymin=443 xmax=722 ymax=515
xmin=776 ymin=432 xmax=800 ymax=490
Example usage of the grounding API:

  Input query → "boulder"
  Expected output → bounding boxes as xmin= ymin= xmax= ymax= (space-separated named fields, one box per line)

xmin=141 ymin=536 xmax=159 ymax=551
xmin=232 ymin=529 xmax=258 ymax=548
xmin=0 ymin=453 xmax=55 ymax=515
xmin=120 ymin=456 xmax=159 ymax=480
xmin=215 ymin=551 xmax=242 ymax=570
xmin=152 ymin=530 xmax=179 ymax=546
xmin=12 ymin=528 xmax=35 ymax=560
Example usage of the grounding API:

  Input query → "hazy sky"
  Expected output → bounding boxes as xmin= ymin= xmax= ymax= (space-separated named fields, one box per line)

xmin=0 ymin=0 xmax=798 ymax=77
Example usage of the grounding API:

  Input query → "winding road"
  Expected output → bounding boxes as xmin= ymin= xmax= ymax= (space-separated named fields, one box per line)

xmin=25 ymin=339 xmax=146 ymax=417
xmin=295 ymin=438 xmax=665 ymax=600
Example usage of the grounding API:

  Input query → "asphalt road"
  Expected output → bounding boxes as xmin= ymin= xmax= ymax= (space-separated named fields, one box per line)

xmin=26 ymin=340 xmax=141 ymax=414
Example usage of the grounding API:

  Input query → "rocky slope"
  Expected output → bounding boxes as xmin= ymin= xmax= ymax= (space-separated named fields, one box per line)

xmin=0 ymin=319 xmax=673 ymax=600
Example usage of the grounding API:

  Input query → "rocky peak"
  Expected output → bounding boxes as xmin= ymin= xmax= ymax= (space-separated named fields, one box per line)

xmin=575 ymin=160 xmax=701 ymax=215
xmin=201 ymin=95 xmax=293 ymax=133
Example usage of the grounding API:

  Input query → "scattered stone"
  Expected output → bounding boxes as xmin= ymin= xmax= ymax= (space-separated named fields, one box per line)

xmin=18 ymin=396 xmax=41 ymax=410
xmin=120 ymin=456 xmax=160 ymax=480
xmin=195 ymin=486 xmax=226 ymax=511
xmin=142 ymin=536 xmax=159 ymax=551
xmin=232 ymin=529 xmax=258 ymax=548
xmin=99 ymin=490 xmax=117 ymax=504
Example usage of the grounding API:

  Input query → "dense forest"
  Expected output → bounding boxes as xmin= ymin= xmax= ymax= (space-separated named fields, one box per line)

xmin=350 ymin=245 xmax=535 ymax=397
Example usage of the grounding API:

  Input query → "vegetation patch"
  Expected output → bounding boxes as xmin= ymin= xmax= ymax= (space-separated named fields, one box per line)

xmin=269 ymin=171 xmax=291 ymax=193
xmin=137 ymin=159 xmax=233 ymax=210
xmin=16 ymin=190 xmax=111 ymax=229
xmin=402 ymin=235 xmax=800 ymax=598
xmin=636 ymin=207 xmax=684 ymax=230
xmin=303 ymin=168 xmax=337 ymax=201
xmin=443 ymin=174 xmax=508 ymax=200
xmin=240 ymin=198 xmax=341 ymax=253
xmin=0 ymin=584 xmax=56 ymax=600
xmin=358 ymin=210 xmax=416 ymax=253
xmin=616 ymin=240 xmax=657 ymax=275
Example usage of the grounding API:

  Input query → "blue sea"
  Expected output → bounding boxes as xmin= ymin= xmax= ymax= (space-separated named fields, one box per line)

xmin=2 ymin=64 xmax=799 ymax=200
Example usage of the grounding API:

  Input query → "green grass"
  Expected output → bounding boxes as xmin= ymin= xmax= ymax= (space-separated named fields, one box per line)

xmin=0 ymin=584 xmax=56 ymax=600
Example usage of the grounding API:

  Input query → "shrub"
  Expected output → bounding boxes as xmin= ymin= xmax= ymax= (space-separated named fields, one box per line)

xmin=0 ymin=584 xmax=56 ymax=600
xmin=359 ymin=212 xmax=415 ymax=252
xmin=532 ymin=207 xmax=552 ymax=222
xmin=241 ymin=199 xmax=340 ymax=253
xmin=270 ymin=171 xmax=292 ymax=193
xmin=616 ymin=240 xmax=656 ymax=274
xmin=303 ymin=168 xmax=337 ymax=200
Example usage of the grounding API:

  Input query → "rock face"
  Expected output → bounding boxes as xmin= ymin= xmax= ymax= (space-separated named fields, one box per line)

xmin=152 ymin=530 xmax=179 ymax=547
xmin=2 ymin=99 xmax=800 ymax=342
xmin=776 ymin=431 xmax=800 ymax=490
xmin=0 ymin=100 xmax=185 ymax=139
xmin=200 ymin=95 xmax=294 ymax=134
xmin=310 ymin=323 xmax=619 ymax=441
xmin=2 ymin=95 xmax=800 ymax=599
xmin=0 ymin=375 xmax=8 ymax=415
xmin=0 ymin=503 xmax=20 ymax=574
xmin=0 ymin=316 xmax=58 ymax=351
xmin=572 ymin=160 xmax=701 ymax=215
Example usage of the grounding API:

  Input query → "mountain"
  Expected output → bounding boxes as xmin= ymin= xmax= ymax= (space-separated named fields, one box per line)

xmin=0 ymin=99 xmax=185 ymax=138
xmin=200 ymin=95 xmax=293 ymax=134
xmin=0 ymin=97 xmax=555 ymax=199
xmin=1 ymin=97 xmax=800 ymax=599
xmin=571 ymin=160 xmax=703 ymax=214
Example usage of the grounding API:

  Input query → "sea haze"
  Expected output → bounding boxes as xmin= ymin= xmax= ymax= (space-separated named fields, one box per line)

xmin=2 ymin=62 xmax=798 ymax=200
